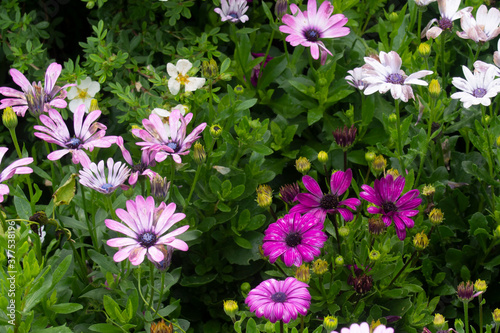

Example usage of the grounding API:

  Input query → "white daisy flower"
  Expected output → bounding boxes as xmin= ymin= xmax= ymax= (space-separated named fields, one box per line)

xmin=167 ymin=59 xmax=206 ymax=95
xmin=422 ymin=0 xmax=472 ymax=39
xmin=214 ymin=0 xmax=249 ymax=23
xmin=67 ymin=77 xmax=100 ymax=113
xmin=457 ymin=5 xmax=500 ymax=43
xmin=345 ymin=67 xmax=368 ymax=90
xmin=451 ymin=64 xmax=500 ymax=108
xmin=415 ymin=0 xmax=437 ymax=6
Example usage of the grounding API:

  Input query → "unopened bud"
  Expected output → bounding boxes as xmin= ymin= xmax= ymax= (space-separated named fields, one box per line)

xmin=323 ymin=316 xmax=338 ymax=331
xmin=202 ymin=59 xmax=218 ymax=79
xmin=429 ymin=79 xmax=441 ymax=98
xmin=193 ymin=142 xmax=206 ymax=164
xmin=295 ymin=264 xmax=310 ymax=283
xmin=2 ymin=107 xmax=18 ymax=130
xmin=339 ymin=226 xmax=349 ymax=237
xmin=372 ymin=155 xmax=387 ymax=172
xmin=365 ymin=151 xmax=376 ymax=162
xmin=433 ymin=314 xmax=446 ymax=329
xmin=388 ymin=113 xmax=397 ymax=123
xmin=335 ymin=255 xmax=344 ymax=266
xmin=389 ymin=12 xmax=399 ymax=23
xmin=422 ymin=184 xmax=435 ymax=197
xmin=275 ymin=0 xmax=288 ymax=19
xmin=234 ymin=85 xmax=244 ymax=94
xmin=318 ymin=151 xmax=328 ymax=163
xmin=413 ymin=231 xmax=429 ymax=250
xmin=429 ymin=208 xmax=444 ymax=225
xmin=493 ymin=309 xmax=500 ymax=323
xmin=418 ymin=43 xmax=431 ymax=58
xmin=295 ymin=157 xmax=311 ymax=174
xmin=369 ymin=250 xmax=381 ymax=261
xmin=312 ymin=259 xmax=328 ymax=275
xmin=223 ymin=300 xmax=238 ymax=319
xmin=474 ymin=279 xmax=487 ymax=292
xmin=210 ymin=124 xmax=223 ymax=138
xmin=256 ymin=184 xmax=273 ymax=208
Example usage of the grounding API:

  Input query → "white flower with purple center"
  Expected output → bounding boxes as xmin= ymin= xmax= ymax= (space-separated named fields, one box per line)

xmin=451 ymin=65 xmax=500 ymax=108
xmin=79 ymin=158 xmax=130 ymax=194
xmin=423 ymin=0 xmax=472 ymax=39
xmin=214 ymin=0 xmax=249 ymax=23
xmin=345 ymin=67 xmax=368 ymax=90
xmin=456 ymin=5 xmax=500 ymax=43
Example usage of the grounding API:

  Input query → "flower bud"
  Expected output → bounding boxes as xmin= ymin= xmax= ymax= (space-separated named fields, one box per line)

xmin=151 ymin=174 xmax=170 ymax=202
xmin=295 ymin=157 xmax=311 ymax=174
xmin=256 ymin=184 xmax=273 ymax=208
xmin=210 ymin=124 xmax=223 ymax=138
xmin=493 ymin=309 xmax=500 ymax=323
xmin=318 ymin=151 xmax=328 ymax=163
xmin=295 ymin=264 xmax=311 ymax=283
xmin=275 ymin=0 xmax=288 ymax=19
xmin=372 ymin=155 xmax=387 ymax=172
xmin=457 ymin=281 xmax=475 ymax=302
xmin=433 ymin=314 xmax=446 ymax=329
xmin=386 ymin=168 xmax=399 ymax=179
xmin=2 ymin=107 xmax=18 ymax=130
xmin=193 ymin=142 xmax=206 ymax=164
xmin=312 ymin=258 xmax=328 ymax=275
xmin=241 ymin=282 xmax=251 ymax=295
xmin=234 ymin=85 xmax=244 ymax=94
xmin=223 ymin=300 xmax=239 ymax=319
xmin=388 ymin=12 xmax=399 ymax=23
xmin=89 ymin=99 xmax=99 ymax=112
xmin=418 ymin=43 xmax=431 ymax=58
xmin=339 ymin=226 xmax=349 ymax=237
xmin=474 ymin=279 xmax=487 ymax=292
xmin=279 ymin=182 xmax=300 ymax=204
xmin=153 ymin=246 xmax=174 ymax=271
xmin=429 ymin=208 xmax=444 ymax=225
xmin=335 ymin=255 xmax=344 ymax=266
xmin=388 ymin=113 xmax=397 ymax=123
xmin=413 ymin=231 xmax=429 ymax=250
xmin=429 ymin=79 xmax=441 ymax=98
xmin=333 ymin=124 xmax=357 ymax=148
xmin=369 ymin=250 xmax=381 ymax=261
xmin=323 ymin=316 xmax=338 ymax=331
xmin=422 ymin=184 xmax=436 ymax=197
xmin=494 ymin=225 xmax=500 ymax=239
xmin=202 ymin=59 xmax=218 ymax=79
xmin=365 ymin=151 xmax=376 ymax=162
xmin=150 ymin=319 xmax=173 ymax=333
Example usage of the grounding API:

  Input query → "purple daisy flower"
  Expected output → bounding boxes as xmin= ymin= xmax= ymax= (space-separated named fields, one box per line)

xmin=279 ymin=0 xmax=350 ymax=63
xmin=245 ymin=277 xmax=311 ymax=323
xmin=116 ymin=136 xmax=156 ymax=185
xmin=79 ymin=158 xmax=131 ymax=194
xmin=0 ymin=147 xmax=33 ymax=203
xmin=0 ymin=62 xmax=74 ymax=117
xmin=262 ymin=212 xmax=327 ymax=267
xmin=360 ymin=175 xmax=422 ymax=240
xmin=131 ymin=109 xmax=207 ymax=164
xmin=251 ymin=53 xmax=273 ymax=87
xmin=105 ymin=195 xmax=189 ymax=266
xmin=289 ymin=169 xmax=361 ymax=223
xmin=33 ymin=104 xmax=117 ymax=168
xmin=214 ymin=0 xmax=249 ymax=23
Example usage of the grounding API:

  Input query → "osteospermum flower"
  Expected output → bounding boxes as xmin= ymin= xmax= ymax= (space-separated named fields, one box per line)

xmin=132 ymin=109 xmax=207 ymax=164
xmin=33 ymin=104 xmax=116 ymax=168
xmin=415 ymin=0 xmax=437 ymax=6
xmin=456 ymin=5 xmax=500 ymax=43
xmin=360 ymin=175 xmax=422 ymax=240
xmin=279 ymin=0 xmax=350 ymax=63
xmin=332 ymin=322 xmax=394 ymax=333
xmin=167 ymin=59 xmax=206 ymax=95
xmin=214 ymin=0 xmax=249 ymax=23
xmin=262 ymin=212 xmax=327 ymax=267
xmin=105 ymin=195 xmax=189 ymax=266
xmin=245 ymin=277 xmax=311 ymax=323
xmin=450 ymin=64 xmax=500 ymax=108
xmin=67 ymin=77 xmax=100 ymax=113
xmin=423 ymin=0 xmax=472 ymax=39
xmin=345 ymin=67 xmax=368 ymax=90
xmin=0 ymin=147 xmax=33 ymax=202
xmin=151 ymin=105 xmax=188 ymax=136
xmin=290 ymin=169 xmax=361 ymax=223
xmin=116 ymin=137 xmax=157 ymax=185
xmin=79 ymin=158 xmax=130 ymax=194
xmin=251 ymin=53 xmax=273 ymax=86
xmin=0 ymin=62 xmax=73 ymax=117
xmin=362 ymin=51 xmax=433 ymax=102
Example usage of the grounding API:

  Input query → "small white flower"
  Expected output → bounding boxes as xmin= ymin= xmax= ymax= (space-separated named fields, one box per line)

xmin=362 ymin=51 xmax=433 ymax=102
xmin=345 ymin=67 xmax=368 ymax=90
xmin=79 ymin=158 xmax=131 ymax=194
xmin=415 ymin=0 xmax=437 ymax=6
xmin=167 ymin=59 xmax=206 ymax=95
xmin=151 ymin=105 xmax=188 ymax=136
xmin=67 ymin=77 xmax=100 ymax=113
xmin=422 ymin=0 xmax=472 ymax=39
xmin=451 ymin=64 xmax=500 ymax=108
xmin=457 ymin=5 xmax=500 ymax=43
xmin=214 ymin=0 xmax=249 ymax=23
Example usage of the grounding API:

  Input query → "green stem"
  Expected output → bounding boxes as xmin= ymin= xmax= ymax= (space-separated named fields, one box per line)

xmin=479 ymin=295 xmax=483 ymax=333
xmin=395 ymin=99 xmax=406 ymax=172
xmin=154 ymin=272 xmax=166 ymax=317
xmin=464 ymin=301 xmax=470 ymax=333
xmin=416 ymin=98 xmax=435 ymax=185
xmin=184 ymin=164 xmax=202 ymax=211
xmin=330 ymin=213 xmax=342 ymax=256
xmin=473 ymin=43 xmax=482 ymax=64
xmin=9 ymin=128 xmax=35 ymax=212
xmin=80 ymin=182 xmax=98 ymax=250
xmin=148 ymin=261 xmax=156 ymax=311
xmin=168 ymin=158 xmax=176 ymax=201
xmin=257 ymin=26 xmax=276 ymax=89
xmin=417 ymin=10 xmax=423 ymax=41
xmin=386 ymin=251 xmax=419 ymax=289
xmin=440 ymin=33 xmax=447 ymax=92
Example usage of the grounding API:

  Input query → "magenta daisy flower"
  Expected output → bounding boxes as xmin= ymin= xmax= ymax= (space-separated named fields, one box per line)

xmin=131 ymin=109 xmax=207 ymax=164
xmin=79 ymin=158 xmax=130 ymax=194
xmin=279 ymin=0 xmax=350 ymax=63
xmin=105 ymin=196 xmax=189 ymax=266
xmin=245 ymin=277 xmax=311 ymax=323
xmin=262 ymin=212 xmax=327 ymax=267
xmin=33 ymin=104 xmax=116 ymax=168
xmin=289 ymin=169 xmax=361 ymax=223
xmin=360 ymin=175 xmax=422 ymax=240
xmin=0 ymin=147 xmax=33 ymax=203
xmin=0 ymin=62 xmax=74 ymax=117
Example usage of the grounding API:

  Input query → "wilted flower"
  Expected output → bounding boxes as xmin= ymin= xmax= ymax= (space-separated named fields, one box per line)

xmin=295 ymin=264 xmax=311 ymax=283
xmin=167 ymin=59 xmax=206 ymax=95
xmin=312 ymin=258 xmax=328 ymax=275
xmin=369 ymin=216 xmax=387 ymax=235
xmin=256 ymin=184 xmax=273 ymax=208
xmin=279 ymin=0 xmax=350 ymax=64
xmin=451 ymin=65 xmax=500 ymax=108
xmin=295 ymin=156 xmax=311 ymax=174
xmin=67 ymin=77 xmax=100 ymax=113
xmin=347 ymin=265 xmax=373 ymax=294
xmin=0 ymin=147 xmax=33 ymax=202
xmin=79 ymin=158 xmax=130 ymax=194
xmin=262 ymin=213 xmax=327 ymax=267
xmin=457 ymin=5 xmax=500 ymax=43
xmin=150 ymin=319 xmax=173 ymax=333
xmin=457 ymin=281 xmax=483 ymax=302
xmin=214 ymin=0 xmax=249 ymax=23
xmin=423 ymin=0 xmax=472 ymax=39
xmin=105 ymin=196 xmax=189 ymax=266
xmin=245 ymin=277 xmax=311 ymax=323
xmin=333 ymin=124 xmax=357 ymax=148
xmin=279 ymin=182 xmax=300 ymax=204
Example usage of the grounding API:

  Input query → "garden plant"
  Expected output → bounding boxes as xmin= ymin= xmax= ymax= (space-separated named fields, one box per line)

xmin=1 ymin=0 xmax=500 ymax=332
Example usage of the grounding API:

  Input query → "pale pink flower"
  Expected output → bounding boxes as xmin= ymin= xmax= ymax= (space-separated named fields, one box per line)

xmin=79 ymin=158 xmax=130 ymax=194
xmin=0 ymin=148 xmax=33 ymax=202
xmin=415 ymin=0 xmax=437 ymax=6
xmin=116 ymin=136 xmax=157 ymax=185
xmin=345 ymin=67 xmax=368 ymax=90
xmin=451 ymin=65 xmax=500 ymax=108
xmin=494 ymin=39 xmax=500 ymax=67
xmin=214 ymin=0 xmax=249 ymax=23
xmin=457 ymin=5 xmax=500 ymax=42
xmin=423 ymin=0 xmax=472 ymax=39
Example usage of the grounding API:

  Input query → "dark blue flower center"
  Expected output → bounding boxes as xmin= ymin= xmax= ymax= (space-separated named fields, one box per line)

xmin=271 ymin=291 xmax=287 ymax=303
xmin=387 ymin=73 xmax=405 ymax=85
xmin=138 ymin=231 xmax=157 ymax=248
xmin=66 ymin=137 xmax=82 ymax=149
xmin=132 ymin=162 xmax=147 ymax=173
xmin=382 ymin=201 xmax=398 ymax=213
xmin=304 ymin=29 xmax=320 ymax=42
xmin=101 ymin=183 xmax=114 ymax=192
xmin=167 ymin=141 xmax=179 ymax=152
xmin=228 ymin=12 xmax=239 ymax=19
xmin=285 ymin=232 xmax=302 ymax=247
xmin=473 ymin=88 xmax=487 ymax=98
xmin=320 ymin=193 xmax=339 ymax=209
xmin=438 ymin=17 xmax=453 ymax=30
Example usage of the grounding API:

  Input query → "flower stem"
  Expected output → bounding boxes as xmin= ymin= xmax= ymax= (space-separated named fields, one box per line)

xmin=387 ymin=251 xmax=418 ymax=289
xmin=280 ymin=321 xmax=284 ymax=333
xmin=330 ymin=213 xmax=342 ymax=256
xmin=394 ymin=99 xmax=406 ymax=172
xmin=148 ymin=261 xmax=156 ymax=310
xmin=168 ymin=158 xmax=176 ymax=201
xmin=8 ymin=128 xmax=35 ymax=212
xmin=416 ymin=97 xmax=435 ymax=185
xmin=184 ymin=164 xmax=202 ymax=212
xmin=153 ymin=271 xmax=165 ymax=317
xmin=479 ymin=295 xmax=483 ymax=333
xmin=464 ymin=301 xmax=470 ymax=333
xmin=440 ymin=33 xmax=447 ymax=92
xmin=257 ymin=25 xmax=276 ymax=89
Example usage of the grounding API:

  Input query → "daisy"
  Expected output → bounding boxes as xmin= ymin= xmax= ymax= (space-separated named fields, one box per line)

xmin=362 ymin=51 xmax=433 ymax=102
xmin=33 ymin=104 xmax=117 ymax=168
xmin=279 ymin=0 xmax=350 ymax=63
xmin=0 ymin=62 xmax=73 ymax=117
xmin=0 ymin=147 xmax=33 ymax=202
xmin=105 ymin=195 xmax=189 ymax=266
xmin=262 ymin=212 xmax=327 ymax=267
xmin=450 ymin=64 xmax=500 ymax=108
xmin=151 ymin=105 xmax=188 ymax=136
xmin=290 ymin=169 xmax=361 ymax=223
xmin=415 ymin=0 xmax=437 ymax=6
xmin=79 ymin=158 xmax=130 ymax=194
xmin=245 ymin=277 xmax=311 ymax=323
xmin=67 ymin=77 xmax=100 ymax=113
xmin=456 ymin=5 xmax=500 ymax=43
xmin=132 ymin=109 xmax=207 ymax=164
xmin=345 ymin=67 xmax=368 ymax=90
xmin=332 ymin=322 xmax=394 ymax=333
xmin=214 ymin=0 xmax=249 ymax=23
xmin=167 ymin=59 xmax=206 ymax=95
xmin=423 ymin=0 xmax=472 ymax=39
xmin=116 ymin=136 xmax=157 ymax=185
xmin=360 ymin=175 xmax=422 ymax=240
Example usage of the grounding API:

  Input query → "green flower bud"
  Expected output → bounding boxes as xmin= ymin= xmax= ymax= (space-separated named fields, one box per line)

xmin=210 ymin=124 xmax=223 ymax=138
xmin=323 ymin=316 xmax=338 ymax=331
xmin=2 ymin=107 xmax=18 ymax=130
xmin=335 ymin=255 xmax=344 ymax=266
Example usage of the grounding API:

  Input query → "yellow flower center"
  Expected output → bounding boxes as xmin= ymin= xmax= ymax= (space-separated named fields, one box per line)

xmin=176 ymin=73 xmax=190 ymax=85
xmin=77 ymin=88 xmax=89 ymax=99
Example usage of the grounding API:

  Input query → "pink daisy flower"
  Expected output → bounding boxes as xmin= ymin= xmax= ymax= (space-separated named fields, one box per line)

xmin=245 ymin=277 xmax=311 ymax=323
xmin=0 ymin=147 xmax=33 ymax=203
xmin=105 ymin=196 xmax=189 ymax=266
xmin=360 ymin=175 xmax=422 ymax=240
xmin=33 ymin=104 xmax=117 ymax=168
xmin=279 ymin=0 xmax=350 ymax=63
xmin=0 ymin=62 xmax=74 ymax=117
xmin=262 ymin=212 xmax=327 ymax=267
xmin=289 ymin=169 xmax=361 ymax=223
xmin=116 ymin=136 xmax=157 ymax=185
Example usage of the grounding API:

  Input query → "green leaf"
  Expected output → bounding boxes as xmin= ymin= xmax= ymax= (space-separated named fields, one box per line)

xmin=246 ymin=318 xmax=258 ymax=333
xmin=250 ymin=143 xmax=273 ymax=155
xmin=235 ymin=98 xmax=258 ymax=112
xmin=89 ymin=324 xmax=123 ymax=333
xmin=103 ymin=295 xmax=124 ymax=323
xmin=14 ymin=195 xmax=32 ymax=220
xmin=307 ymin=107 xmax=323 ymax=126
xmin=31 ymin=325 xmax=73 ymax=333
xmin=51 ymin=255 xmax=72 ymax=288
xmin=234 ymin=236 xmax=252 ymax=249
xmin=49 ymin=303 xmax=83 ymax=314
xmin=88 ymin=250 xmax=120 ymax=275
xmin=258 ymin=55 xmax=287 ymax=89
xmin=53 ymin=173 xmax=77 ymax=207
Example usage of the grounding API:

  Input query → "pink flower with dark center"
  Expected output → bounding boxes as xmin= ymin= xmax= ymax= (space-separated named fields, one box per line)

xmin=360 ymin=175 xmax=422 ymax=240
xmin=132 ymin=109 xmax=207 ymax=164
xmin=33 ymin=104 xmax=116 ymax=168
xmin=289 ymin=169 xmax=361 ymax=223
xmin=105 ymin=196 xmax=189 ymax=266
xmin=0 ymin=147 xmax=33 ymax=202
xmin=0 ymin=63 xmax=74 ymax=117
xmin=245 ymin=277 xmax=311 ymax=323
xmin=279 ymin=0 xmax=349 ymax=63
xmin=262 ymin=212 xmax=327 ymax=267
xmin=116 ymin=136 xmax=157 ymax=185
